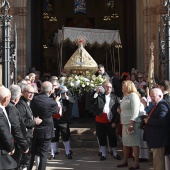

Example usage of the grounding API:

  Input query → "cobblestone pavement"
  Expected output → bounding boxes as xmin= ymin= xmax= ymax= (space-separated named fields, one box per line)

xmin=33 ymin=148 xmax=154 ymax=170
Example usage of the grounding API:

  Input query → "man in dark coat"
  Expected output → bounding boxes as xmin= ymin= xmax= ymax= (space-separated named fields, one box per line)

xmin=0 ymin=87 xmax=17 ymax=170
xmin=16 ymin=84 xmax=42 ymax=169
xmin=28 ymin=81 xmax=59 ymax=170
xmin=144 ymin=88 xmax=169 ymax=170
xmin=6 ymin=85 xmax=29 ymax=170
xmin=91 ymin=81 xmax=120 ymax=161
xmin=96 ymin=64 xmax=110 ymax=80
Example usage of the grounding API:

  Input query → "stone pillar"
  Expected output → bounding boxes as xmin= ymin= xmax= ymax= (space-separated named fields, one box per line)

xmin=143 ymin=0 xmax=165 ymax=80
xmin=9 ymin=0 xmax=27 ymax=79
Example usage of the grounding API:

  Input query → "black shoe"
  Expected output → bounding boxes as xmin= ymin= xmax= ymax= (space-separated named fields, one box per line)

xmin=100 ymin=156 xmax=106 ymax=161
xmin=66 ymin=154 xmax=72 ymax=159
xmin=55 ymin=151 xmax=59 ymax=155
xmin=108 ymin=151 xmax=113 ymax=156
xmin=139 ymin=158 xmax=147 ymax=162
xmin=69 ymin=150 xmax=73 ymax=155
xmin=113 ymin=154 xmax=121 ymax=160
xmin=48 ymin=155 xmax=55 ymax=160
xmin=98 ymin=152 xmax=102 ymax=157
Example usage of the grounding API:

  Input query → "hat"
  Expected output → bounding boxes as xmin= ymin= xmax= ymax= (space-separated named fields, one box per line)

xmin=158 ymin=80 xmax=170 ymax=91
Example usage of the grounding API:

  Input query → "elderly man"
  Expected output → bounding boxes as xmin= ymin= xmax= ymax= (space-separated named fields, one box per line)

xmin=29 ymin=81 xmax=59 ymax=170
xmin=144 ymin=88 xmax=169 ymax=170
xmin=91 ymin=81 xmax=120 ymax=161
xmin=6 ymin=85 xmax=29 ymax=170
xmin=16 ymin=84 xmax=42 ymax=170
xmin=0 ymin=87 xmax=17 ymax=170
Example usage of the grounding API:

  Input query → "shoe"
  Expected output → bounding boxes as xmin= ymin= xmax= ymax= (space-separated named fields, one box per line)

xmin=98 ymin=152 xmax=102 ymax=157
xmin=100 ymin=156 xmax=106 ymax=161
xmin=48 ymin=155 xmax=55 ymax=160
xmin=108 ymin=151 xmax=113 ymax=156
xmin=66 ymin=154 xmax=72 ymax=159
xmin=113 ymin=154 xmax=121 ymax=160
xmin=139 ymin=158 xmax=147 ymax=162
xmin=55 ymin=151 xmax=59 ymax=155
xmin=117 ymin=162 xmax=128 ymax=167
xmin=129 ymin=165 xmax=140 ymax=170
xmin=69 ymin=150 xmax=73 ymax=155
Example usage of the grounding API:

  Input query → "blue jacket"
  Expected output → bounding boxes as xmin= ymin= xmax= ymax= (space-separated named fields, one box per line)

xmin=144 ymin=99 xmax=169 ymax=148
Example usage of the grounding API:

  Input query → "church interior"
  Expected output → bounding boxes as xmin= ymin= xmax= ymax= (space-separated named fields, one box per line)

xmin=30 ymin=0 xmax=137 ymax=76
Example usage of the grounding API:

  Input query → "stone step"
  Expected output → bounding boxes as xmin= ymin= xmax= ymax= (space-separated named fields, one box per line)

xmin=70 ymin=127 xmax=96 ymax=135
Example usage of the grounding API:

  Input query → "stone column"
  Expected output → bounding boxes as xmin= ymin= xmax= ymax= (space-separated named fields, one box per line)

xmin=9 ymin=0 xmax=27 ymax=79
xmin=143 ymin=0 xmax=165 ymax=80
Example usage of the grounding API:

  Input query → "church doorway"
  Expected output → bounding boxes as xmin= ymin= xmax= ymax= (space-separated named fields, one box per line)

xmin=30 ymin=0 xmax=136 ymax=76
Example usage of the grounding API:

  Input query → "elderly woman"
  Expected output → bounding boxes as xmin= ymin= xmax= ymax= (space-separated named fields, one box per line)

xmin=117 ymin=80 xmax=141 ymax=170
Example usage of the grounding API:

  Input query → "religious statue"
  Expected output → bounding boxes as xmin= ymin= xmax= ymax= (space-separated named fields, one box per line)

xmin=64 ymin=35 xmax=98 ymax=75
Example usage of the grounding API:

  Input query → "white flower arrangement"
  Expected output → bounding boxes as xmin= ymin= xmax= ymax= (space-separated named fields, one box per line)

xmin=59 ymin=74 xmax=106 ymax=96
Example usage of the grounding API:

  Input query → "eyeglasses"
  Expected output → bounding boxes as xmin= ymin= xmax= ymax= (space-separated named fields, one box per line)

xmin=138 ymin=77 xmax=143 ymax=79
xmin=106 ymin=86 xmax=112 ymax=88
xmin=25 ymin=91 xmax=35 ymax=95
xmin=150 ymin=95 xmax=158 ymax=99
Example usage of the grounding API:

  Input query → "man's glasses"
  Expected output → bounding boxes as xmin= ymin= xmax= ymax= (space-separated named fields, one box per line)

xmin=138 ymin=77 xmax=143 ymax=79
xmin=25 ymin=91 xmax=35 ymax=94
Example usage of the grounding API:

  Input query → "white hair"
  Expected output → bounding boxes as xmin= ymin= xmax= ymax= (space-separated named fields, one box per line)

xmin=9 ymin=85 xmax=21 ymax=100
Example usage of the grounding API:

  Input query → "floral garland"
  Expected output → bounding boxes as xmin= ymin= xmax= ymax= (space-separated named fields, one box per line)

xmin=59 ymin=74 xmax=106 ymax=96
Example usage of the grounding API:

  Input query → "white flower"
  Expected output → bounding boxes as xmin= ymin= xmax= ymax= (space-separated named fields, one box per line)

xmin=70 ymin=82 xmax=74 ymax=87
xmin=74 ymin=80 xmax=80 ymax=87
xmin=86 ymin=82 xmax=89 ymax=86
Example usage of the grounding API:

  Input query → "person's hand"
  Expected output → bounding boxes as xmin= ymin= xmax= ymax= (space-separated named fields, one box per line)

xmin=96 ymin=87 xmax=100 ymax=94
xmin=55 ymin=95 xmax=61 ymax=102
xmin=9 ymin=149 xmax=15 ymax=155
xmin=144 ymin=117 xmax=148 ymax=124
xmin=23 ymin=149 xmax=29 ymax=153
xmin=111 ymin=123 xmax=116 ymax=128
xmin=34 ymin=116 xmax=42 ymax=125
xmin=146 ymin=87 xmax=150 ymax=97
xmin=141 ymin=98 xmax=147 ymax=107
xmin=117 ymin=107 xmax=121 ymax=114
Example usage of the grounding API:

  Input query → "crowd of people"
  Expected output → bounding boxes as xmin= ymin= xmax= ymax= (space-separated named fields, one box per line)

xmin=0 ymin=65 xmax=170 ymax=170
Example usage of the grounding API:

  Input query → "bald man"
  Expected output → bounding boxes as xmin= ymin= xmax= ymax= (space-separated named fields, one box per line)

xmin=29 ymin=81 xmax=59 ymax=170
xmin=0 ymin=87 xmax=17 ymax=170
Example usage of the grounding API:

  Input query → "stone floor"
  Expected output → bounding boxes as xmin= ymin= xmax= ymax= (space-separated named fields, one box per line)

xmin=33 ymin=148 xmax=154 ymax=170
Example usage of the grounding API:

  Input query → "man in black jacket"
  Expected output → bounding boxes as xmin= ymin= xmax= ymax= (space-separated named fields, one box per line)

xmin=16 ymin=84 xmax=42 ymax=170
xmin=29 ymin=81 xmax=59 ymax=170
xmin=91 ymin=81 xmax=120 ymax=161
xmin=6 ymin=85 xmax=29 ymax=170
xmin=0 ymin=87 xmax=17 ymax=170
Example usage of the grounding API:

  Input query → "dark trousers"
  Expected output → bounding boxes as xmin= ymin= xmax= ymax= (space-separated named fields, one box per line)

xmin=96 ymin=121 xmax=117 ymax=147
xmin=51 ymin=118 xmax=70 ymax=142
xmin=28 ymin=137 xmax=51 ymax=170
xmin=19 ymin=137 xmax=32 ymax=168
xmin=11 ymin=143 xmax=22 ymax=170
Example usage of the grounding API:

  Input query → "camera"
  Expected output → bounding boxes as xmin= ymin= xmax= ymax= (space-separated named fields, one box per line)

xmin=53 ymin=88 xmax=61 ymax=99
xmin=139 ymin=115 xmax=147 ymax=129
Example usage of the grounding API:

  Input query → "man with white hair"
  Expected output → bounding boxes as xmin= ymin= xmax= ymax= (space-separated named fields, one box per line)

xmin=16 ymin=84 xmax=42 ymax=170
xmin=0 ymin=87 xmax=17 ymax=170
xmin=6 ymin=85 xmax=29 ymax=170
xmin=29 ymin=81 xmax=59 ymax=170
xmin=144 ymin=88 xmax=169 ymax=170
